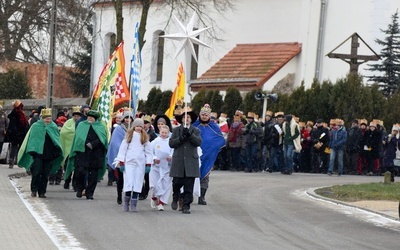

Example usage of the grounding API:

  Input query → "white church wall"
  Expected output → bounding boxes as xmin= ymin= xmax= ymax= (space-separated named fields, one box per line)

xmin=92 ymin=0 xmax=400 ymax=101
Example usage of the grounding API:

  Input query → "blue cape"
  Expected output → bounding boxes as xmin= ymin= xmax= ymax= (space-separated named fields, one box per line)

xmin=193 ymin=120 xmax=225 ymax=179
xmin=107 ymin=124 xmax=128 ymax=169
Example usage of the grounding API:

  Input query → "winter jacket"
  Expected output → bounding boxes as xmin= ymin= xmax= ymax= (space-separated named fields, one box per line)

xmin=329 ymin=126 xmax=347 ymax=150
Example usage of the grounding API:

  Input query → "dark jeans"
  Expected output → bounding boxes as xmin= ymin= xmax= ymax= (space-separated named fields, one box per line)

xmin=229 ymin=147 xmax=242 ymax=170
xmin=245 ymin=143 xmax=258 ymax=172
xmin=347 ymin=151 xmax=358 ymax=174
xmin=9 ymin=142 xmax=20 ymax=164
xmin=30 ymin=157 xmax=52 ymax=195
xmin=311 ymin=149 xmax=329 ymax=173
xmin=172 ymin=177 xmax=195 ymax=210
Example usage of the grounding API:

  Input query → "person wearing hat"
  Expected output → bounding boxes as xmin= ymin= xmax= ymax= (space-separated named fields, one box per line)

xmin=138 ymin=113 xmax=157 ymax=200
xmin=310 ymin=118 xmax=330 ymax=173
xmin=4 ymin=100 xmax=30 ymax=168
xmin=267 ymin=112 xmax=285 ymax=173
xmin=193 ymin=104 xmax=225 ymax=205
xmin=227 ymin=110 xmax=245 ymax=171
xmin=382 ymin=124 xmax=400 ymax=182
xmin=107 ymin=109 xmax=134 ymax=204
xmin=114 ymin=118 xmax=153 ymax=212
xmin=60 ymin=106 xmax=82 ymax=190
xmin=29 ymin=105 xmax=45 ymax=126
xmin=169 ymin=106 xmax=202 ymax=214
xmin=75 ymin=104 xmax=91 ymax=127
xmin=65 ymin=110 xmax=108 ymax=200
xmin=327 ymin=119 xmax=347 ymax=176
xmin=363 ymin=122 xmax=381 ymax=175
xmin=17 ymin=108 xmax=64 ymax=198
xmin=261 ymin=110 xmax=274 ymax=172
xmin=281 ymin=115 xmax=301 ymax=175
xmin=63 ymin=107 xmax=72 ymax=120
xmin=346 ymin=119 xmax=363 ymax=175
xmin=215 ymin=113 xmax=229 ymax=171
xmin=242 ymin=111 xmax=262 ymax=173
xmin=153 ymin=114 xmax=172 ymax=136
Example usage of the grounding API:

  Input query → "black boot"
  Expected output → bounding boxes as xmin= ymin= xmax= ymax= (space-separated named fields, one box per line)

xmin=198 ymin=188 xmax=207 ymax=205
xmin=117 ymin=191 xmax=122 ymax=205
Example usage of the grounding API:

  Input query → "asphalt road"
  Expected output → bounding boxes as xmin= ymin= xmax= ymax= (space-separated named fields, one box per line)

xmin=15 ymin=171 xmax=400 ymax=250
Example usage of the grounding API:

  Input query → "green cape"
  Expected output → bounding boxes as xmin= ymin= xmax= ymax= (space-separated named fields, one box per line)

xmin=17 ymin=120 xmax=64 ymax=174
xmin=60 ymin=118 xmax=76 ymax=165
xmin=64 ymin=120 xmax=108 ymax=180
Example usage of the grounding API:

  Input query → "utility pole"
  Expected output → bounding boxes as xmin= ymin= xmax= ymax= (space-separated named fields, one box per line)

xmin=46 ymin=0 xmax=57 ymax=109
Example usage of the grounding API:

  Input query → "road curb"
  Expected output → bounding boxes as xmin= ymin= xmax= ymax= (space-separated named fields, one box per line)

xmin=306 ymin=188 xmax=399 ymax=221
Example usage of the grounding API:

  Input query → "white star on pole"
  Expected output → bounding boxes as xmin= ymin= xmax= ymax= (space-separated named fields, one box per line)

xmin=161 ymin=12 xmax=211 ymax=62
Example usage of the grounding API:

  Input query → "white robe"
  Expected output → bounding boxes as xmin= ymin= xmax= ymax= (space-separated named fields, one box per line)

xmin=149 ymin=136 xmax=174 ymax=204
xmin=115 ymin=132 xmax=152 ymax=193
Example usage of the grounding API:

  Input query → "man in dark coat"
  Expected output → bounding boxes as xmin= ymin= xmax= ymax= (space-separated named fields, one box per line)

xmin=17 ymin=108 xmax=63 ymax=198
xmin=66 ymin=110 xmax=108 ymax=200
xmin=346 ymin=119 xmax=363 ymax=174
xmin=310 ymin=119 xmax=330 ymax=173
xmin=169 ymin=107 xmax=202 ymax=214
xmin=364 ymin=122 xmax=381 ymax=175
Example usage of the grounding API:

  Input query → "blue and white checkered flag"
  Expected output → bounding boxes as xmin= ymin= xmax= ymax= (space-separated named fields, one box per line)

xmin=130 ymin=22 xmax=142 ymax=115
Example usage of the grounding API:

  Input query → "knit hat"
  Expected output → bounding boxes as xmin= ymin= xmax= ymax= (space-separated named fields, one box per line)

xmin=123 ymin=111 xmax=134 ymax=119
xmin=132 ymin=118 xmax=144 ymax=128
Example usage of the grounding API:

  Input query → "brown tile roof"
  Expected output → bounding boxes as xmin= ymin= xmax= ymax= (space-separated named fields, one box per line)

xmin=191 ymin=42 xmax=302 ymax=92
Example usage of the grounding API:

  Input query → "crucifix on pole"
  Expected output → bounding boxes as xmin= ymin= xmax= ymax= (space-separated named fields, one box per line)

xmin=327 ymin=32 xmax=380 ymax=73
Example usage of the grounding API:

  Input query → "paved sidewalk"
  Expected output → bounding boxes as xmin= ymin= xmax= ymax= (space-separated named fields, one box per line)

xmin=0 ymin=165 xmax=57 ymax=250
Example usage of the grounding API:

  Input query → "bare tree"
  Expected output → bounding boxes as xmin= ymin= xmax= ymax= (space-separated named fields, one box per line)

xmin=98 ymin=0 xmax=235 ymax=51
xmin=0 ymin=0 xmax=92 ymax=64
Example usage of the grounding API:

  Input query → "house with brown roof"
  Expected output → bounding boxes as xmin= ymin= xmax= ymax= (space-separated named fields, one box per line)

xmin=0 ymin=61 xmax=76 ymax=99
xmin=190 ymin=42 xmax=302 ymax=93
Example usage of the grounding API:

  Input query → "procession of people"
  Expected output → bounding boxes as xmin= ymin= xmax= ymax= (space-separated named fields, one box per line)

xmin=1 ymin=99 xmax=398 ymax=214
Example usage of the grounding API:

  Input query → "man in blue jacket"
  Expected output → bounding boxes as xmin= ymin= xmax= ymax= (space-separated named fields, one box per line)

xmin=328 ymin=119 xmax=347 ymax=176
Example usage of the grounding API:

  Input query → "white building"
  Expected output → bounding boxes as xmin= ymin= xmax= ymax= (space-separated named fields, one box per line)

xmin=91 ymin=0 xmax=400 ymax=100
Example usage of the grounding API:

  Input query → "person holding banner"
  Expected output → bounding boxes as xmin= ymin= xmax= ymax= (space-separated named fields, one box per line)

xmin=169 ymin=107 xmax=202 ymax=214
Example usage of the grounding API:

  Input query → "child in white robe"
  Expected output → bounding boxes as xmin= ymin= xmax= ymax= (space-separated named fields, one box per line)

xmin=150 ymin=125 xmax=174 ymax=211
xmin=115 ymin=118 xmax=152 ymax=212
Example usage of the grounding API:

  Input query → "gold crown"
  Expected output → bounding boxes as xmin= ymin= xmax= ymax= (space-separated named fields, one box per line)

xmin=72 ymin=106 xmax=81 ymax=114
xmin=200 ymin=104 xmax=212 ymax=114
xmin=142 ymin=115 xmax=152 ymax=123
xmin=41 ymin=108 xmax=52 ymax=118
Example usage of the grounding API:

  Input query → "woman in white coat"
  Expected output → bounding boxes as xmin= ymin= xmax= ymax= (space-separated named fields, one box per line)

xmin=150 ymin=125 xmax=174 ymax=211
xmin=115 ymin=118 xmax=152 ymax=212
